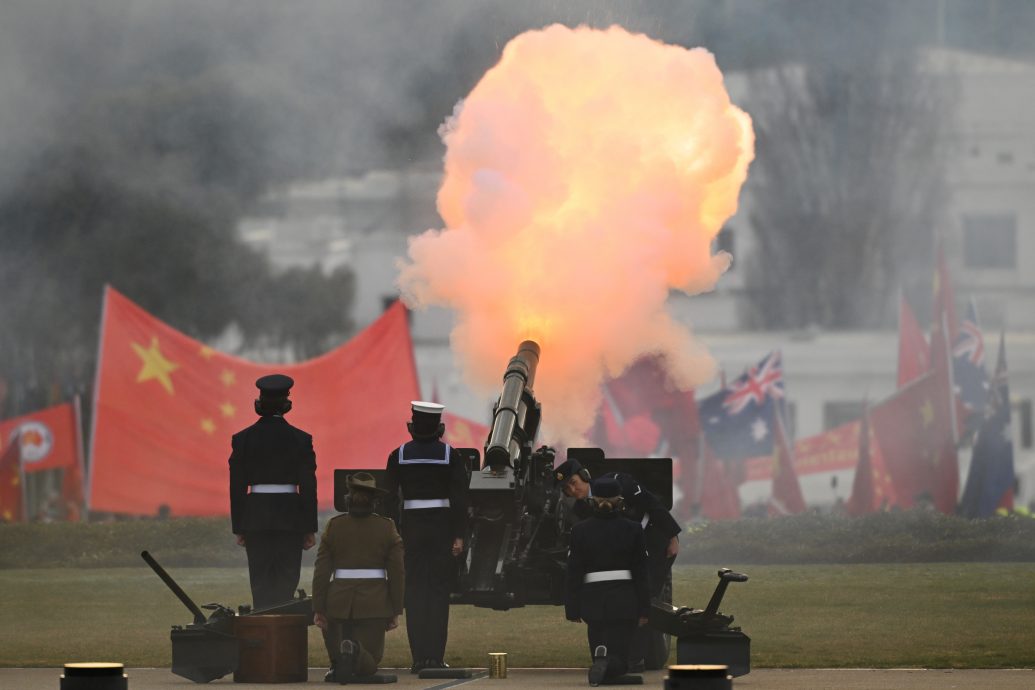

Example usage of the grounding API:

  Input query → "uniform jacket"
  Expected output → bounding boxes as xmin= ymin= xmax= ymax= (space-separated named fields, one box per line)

xmin=565 ymin=510 xmax=650 ymax=622
xmin=574 ymin=471 xmax=681 ymax=549
xmin=312 ymin=512 xmax=405 ymax=619
xmin=229 ymin=415 xmax=318 ymax=535
xmin=383 ymin=438 xmax=469 ymax=539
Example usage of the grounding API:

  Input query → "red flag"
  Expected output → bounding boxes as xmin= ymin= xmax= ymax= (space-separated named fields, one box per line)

xmin=871 ymin=323 xmax=958 ymax=513
xmin=441 ymin=411 xmax=490 ymax=449
xmin=0 ymin=402 xmax=80 ymax=475
xmin=89 ymin=287 xmax=420 ymax=516
xmin=768 ymin=414 xmax=806 ymax=516
xmin=590 ymin=356 xmax=702 ymax=520
xmin=0 ymin=432 xmax=26 ymax=522
xmin=846 ymin=412 xmax=898 ymax=515
xmin=897 ymin=294 xmax=929 ymax=387
xmin=698 ymin=445 xmax=740 ymax=520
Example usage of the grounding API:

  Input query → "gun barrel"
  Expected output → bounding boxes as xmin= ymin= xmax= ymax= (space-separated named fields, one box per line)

xmin=141 ymin=550 xmax=207 ymax=625
xmin=485 ymin=341 xmax=541 ymax=469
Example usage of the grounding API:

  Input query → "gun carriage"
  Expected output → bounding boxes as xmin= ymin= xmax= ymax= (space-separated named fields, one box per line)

xmin=141 ymin=550 xmax=311 ymax=683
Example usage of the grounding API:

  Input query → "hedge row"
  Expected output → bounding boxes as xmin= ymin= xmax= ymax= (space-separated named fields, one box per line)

xmin=678 ymin=510 xmax=1035 ymax=564
xmin=2 ymin=510 xmax=1034 ymax=569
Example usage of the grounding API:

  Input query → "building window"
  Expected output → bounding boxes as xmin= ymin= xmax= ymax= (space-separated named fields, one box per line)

xmin=823 ymin=401 xmax=865 ymax=431
xmin=962 ymin=214 xmax=1016 ymax=269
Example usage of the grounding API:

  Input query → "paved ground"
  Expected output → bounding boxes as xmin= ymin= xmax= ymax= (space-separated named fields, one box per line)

xmin=5 ymin=667 xmax=1033 ymax=690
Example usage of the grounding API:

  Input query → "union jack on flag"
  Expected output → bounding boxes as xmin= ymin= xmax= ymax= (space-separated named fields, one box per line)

xmin=699 ymin=351 xmax=785 ymax=461
xmin=723 ymin=351 xmax=785 ymax=415
xmin=952 ymin=299 xmax=990 ymax=435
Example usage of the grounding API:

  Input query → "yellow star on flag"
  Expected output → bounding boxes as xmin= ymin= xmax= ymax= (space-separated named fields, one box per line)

xmin=199 ymin=345 xmax=216 ymax=360
xmin=2 ymin=509 xmax=11 ymax=521
xmin=132 ymin=337 xmax=179 ymax=395
xmin=200 ymin=418 xmax=216 ymax=435
xmin=220 ymin=369 xmax=237 ymax=387
xmin=220 ymin=402 xmax=236 ymax=418
xmin=919 ymin=399 xmax=934 ymax=427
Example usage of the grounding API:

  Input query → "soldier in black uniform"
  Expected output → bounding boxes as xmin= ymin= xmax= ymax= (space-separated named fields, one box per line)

xmin=555 ymin=458 xmax=681 ymax=670
xmin=566 ymin=477 xmax=650 ymax=686
xmin=383 ymin=401 xmax=469 ymax=673
xmin=229 ymin=374 xmax=318 ymax=610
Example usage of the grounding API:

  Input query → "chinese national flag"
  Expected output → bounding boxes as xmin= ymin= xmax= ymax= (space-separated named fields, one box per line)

xmin=870 ymin=331 xmax=958 ymax=514
xmin=0 ymin=432 xmax=26 ymax=522
xmin=768 ymin=414 xmax=806 ymax=516
xmin=89 ymin=287 xmax=420 ymax=516
xmin=846 ymin=412 xmax=897 ymax=515
xmin=442 ymin=412 xmax=489 ymax=449
xmin=898 ymin=294 xmax=929 ymax=387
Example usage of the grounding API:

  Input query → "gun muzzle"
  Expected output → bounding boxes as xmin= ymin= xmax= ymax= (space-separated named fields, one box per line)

xmin=485 ymin=341 xmax=541 ymax=470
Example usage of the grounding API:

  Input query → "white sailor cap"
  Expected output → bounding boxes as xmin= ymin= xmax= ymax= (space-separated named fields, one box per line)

xmin=411 ymin=401 xmax=445 ymax=415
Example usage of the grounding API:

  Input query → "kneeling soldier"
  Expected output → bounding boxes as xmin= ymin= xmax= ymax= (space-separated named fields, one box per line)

xmin=313 ymin=472 xmax=404 ymax=682
xmin=565 ymin=477 xmax=650 ymax=686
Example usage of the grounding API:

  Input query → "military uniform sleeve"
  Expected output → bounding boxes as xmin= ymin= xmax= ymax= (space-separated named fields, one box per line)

xmin=620 ymin=472 xmax=681 ymax=539
xmin=228 ymin=434 xmax=247 ymax=535
xmin=312 ymin=520 xmax=334 ymax=615
xmin=631 ymin=524 xmax=651 ymax=617
xmin=297 ymin=432 xmax=318 ymax=534
xmin=565 ymin=524 xmax=586 ymax=621
xmin=384 ymin=518 xmax=405 ymax=615
xmin=448 ymin=447 xmax=470 ymax=539
xmin=383 ymin=449 xmax=401 ymax=528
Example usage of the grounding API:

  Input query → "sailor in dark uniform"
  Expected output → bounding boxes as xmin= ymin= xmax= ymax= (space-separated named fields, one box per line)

xmin=555 ymin=457 xmax=681 ymax=669
xmin=229 ymin=374 xmax=318 ymax=610
xmin=383 ymin=401 xmax=469 ymax=673
xmin=566 ymin=477 xmax=650 ymax=686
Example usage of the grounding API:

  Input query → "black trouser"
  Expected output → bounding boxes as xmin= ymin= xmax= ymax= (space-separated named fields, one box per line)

xmin=401 ymin=511 xmax=453 ymax=664
xmin=587 ymin=619 xmax=637 ymax=679
xmin=322 ymin=618 xmax=388 ymax=677
xmin=243 ymin=531 xmax=303 ymax=610
xmin=631 ymin=534 xmax=675 ymax=664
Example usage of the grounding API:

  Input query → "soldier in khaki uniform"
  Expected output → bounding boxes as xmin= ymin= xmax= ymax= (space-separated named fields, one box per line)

xmin=313 ymin=472 xmax=405 ymax=682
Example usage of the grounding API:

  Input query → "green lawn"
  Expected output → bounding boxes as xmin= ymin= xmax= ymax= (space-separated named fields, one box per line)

xmin=1 ymin=563 xmax=1033 ymax=668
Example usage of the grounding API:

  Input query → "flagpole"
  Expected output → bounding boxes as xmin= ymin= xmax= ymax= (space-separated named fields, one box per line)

xmin=941 ymin=312 xmax=960 ymax=445
xmin=85 ymin=284 xmax=113 ymax=518
xmin=72 ymin=394 xmax=87 ymax=521
xmin=17 ymin=432 xmax=28 ymax=523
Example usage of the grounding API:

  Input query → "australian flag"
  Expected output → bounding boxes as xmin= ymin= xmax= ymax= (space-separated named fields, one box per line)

xmin=953 ymin=299 xmax=990 ymax=439
xmin=699 ymin=351 xmax=785 ymax=461
xmin=958 ymin=333 xmax=1015 ymax=518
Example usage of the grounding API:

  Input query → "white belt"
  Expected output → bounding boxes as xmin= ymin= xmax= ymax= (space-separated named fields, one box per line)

xmin=584 ymin=570 xmax=633 ymax=584
xmin=403 ymin=498 xmax=450 ymax=509
xmin=249 ymin=484 xmax=298 ymax=494
xmin=334 ymin=569 xmax=387 ymax=579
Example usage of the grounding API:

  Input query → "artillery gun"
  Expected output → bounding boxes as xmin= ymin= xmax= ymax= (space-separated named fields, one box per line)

xmin=334 ymin=340 xmax=747 ymax=671
xmin=141 ymin=550 xmax=311 ymax=683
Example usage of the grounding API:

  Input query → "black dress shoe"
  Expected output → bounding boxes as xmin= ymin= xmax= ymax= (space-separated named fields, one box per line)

xmin=324 ymin=669 xmax=336 ymax=683
xmin=336 ymin=640 xmax=358 ymax=683
xmin=589 ymin=645 xmax=608 ymax=687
